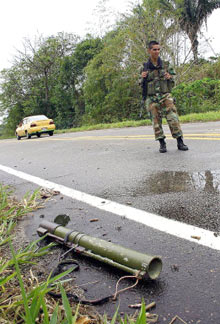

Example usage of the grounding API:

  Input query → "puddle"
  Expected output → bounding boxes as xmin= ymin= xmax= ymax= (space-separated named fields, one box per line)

xmin=54 ymin=214 xmax=70 ymax=226
xmin=133 ymin=170 xmax=220 ymax=196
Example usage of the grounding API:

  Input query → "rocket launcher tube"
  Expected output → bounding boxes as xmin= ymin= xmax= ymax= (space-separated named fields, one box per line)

xmin=38 ymin=221 xmax=162 ymax=280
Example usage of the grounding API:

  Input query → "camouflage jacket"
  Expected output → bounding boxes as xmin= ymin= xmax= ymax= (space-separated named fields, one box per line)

xmin=139 ymin=57 xmax=175 ymax=100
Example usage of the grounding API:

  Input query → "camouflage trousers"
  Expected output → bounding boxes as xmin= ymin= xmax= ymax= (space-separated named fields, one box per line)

xmin=146 ymin=93 xmax=183 ymax=140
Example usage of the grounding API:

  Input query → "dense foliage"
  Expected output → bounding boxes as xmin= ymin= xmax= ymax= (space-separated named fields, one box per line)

xmin=0 ymin=33 xmax=103 ymax=133
xmin=173 ymin=78 xmax=220 ymax=115
xmin=0 ymin=1 xmax=220 ymax=136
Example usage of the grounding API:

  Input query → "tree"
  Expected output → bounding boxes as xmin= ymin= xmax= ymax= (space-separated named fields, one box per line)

xmin=15 ymin=33 xmax=79 ymax=118
xmin=71 ymin=36 xmax=103 ymax=82
xmin=0 ymin=33 xmax=79 ymax=133
xmin=83 ymin=1 xmax=182 ymax=124
xmin=51 ymin=36 xmax=103 ymax=128
xmin=159 ymin=0 xmax=220 ymax=62
xmin=0 ymin=33 xmax=104 ymax=133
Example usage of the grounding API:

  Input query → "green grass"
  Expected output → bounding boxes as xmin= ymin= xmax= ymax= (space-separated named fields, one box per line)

xmin=0 ymin=185 xmax=80 ymax=323
xmin=1 ymin=185 xmax=154 ymax=323
xmin=54 ymin=119 xmax=152 ymax=135
xmin=0 ymin=186 xmax=41 ymax=246
xmin=55 ymin=111 xmax=220 ymax=135
xmin=179 ymin=111 xmax=220 ymax=123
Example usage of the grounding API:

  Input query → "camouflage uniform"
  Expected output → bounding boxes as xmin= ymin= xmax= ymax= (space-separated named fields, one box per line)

xmin=140 ymin=59 xmax=183 ymax=140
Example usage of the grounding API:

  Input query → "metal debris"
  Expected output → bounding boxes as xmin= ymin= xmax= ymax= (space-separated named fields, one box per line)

xmin=37 ymin=221 xmax=163 ymax=280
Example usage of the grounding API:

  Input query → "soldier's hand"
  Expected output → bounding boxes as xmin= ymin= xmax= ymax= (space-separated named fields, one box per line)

xmin=164 ymin=72 xmax=171 ymax=79
xmin=141 ymin=71 xmax=148 ymax=78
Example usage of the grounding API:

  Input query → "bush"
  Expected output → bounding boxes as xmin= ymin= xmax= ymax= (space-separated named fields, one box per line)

xmin=172 ymin=78 xmax=220 ymax=115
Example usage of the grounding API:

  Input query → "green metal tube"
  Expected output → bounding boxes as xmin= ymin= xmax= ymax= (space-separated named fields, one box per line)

xmin=39 ymin=221 xmax=162 ymax=280
xmin=83 ymin=250 xmax=143 ymax=276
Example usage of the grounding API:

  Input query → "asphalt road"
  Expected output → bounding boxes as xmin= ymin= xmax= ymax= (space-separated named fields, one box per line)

xmin=1 ymin=121 xmax=220 ymax=323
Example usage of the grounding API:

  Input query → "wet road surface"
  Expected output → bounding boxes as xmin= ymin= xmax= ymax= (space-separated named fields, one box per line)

xmin=1 ymin=121 xmax=220 ymax=323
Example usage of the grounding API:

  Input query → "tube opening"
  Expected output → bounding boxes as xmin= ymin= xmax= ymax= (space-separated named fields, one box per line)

xmin=148 ymin=257 xmax=162 ymax=280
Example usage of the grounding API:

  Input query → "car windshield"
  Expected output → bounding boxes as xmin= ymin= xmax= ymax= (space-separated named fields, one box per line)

xmin=27 ymin=115 xmax=48 ymax=122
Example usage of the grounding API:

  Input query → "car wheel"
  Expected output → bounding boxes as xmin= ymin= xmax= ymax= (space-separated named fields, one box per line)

xmin=16 ymin=133 xmax=21 ymax=140
xmin=37 ymin=133 xmax=41 ymax=138
xmin=26 ymin=131 xmax=31 ymax=139
xmin=49 ymin=131 xmax=54 ymax=136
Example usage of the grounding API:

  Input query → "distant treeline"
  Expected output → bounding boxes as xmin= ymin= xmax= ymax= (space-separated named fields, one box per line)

xmin=1 ymin=0 xmax=220 ymax=135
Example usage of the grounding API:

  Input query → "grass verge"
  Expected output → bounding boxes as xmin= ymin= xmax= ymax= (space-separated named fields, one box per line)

xmin=0 ymin=184 xmax=155 ymax=323
xmin=0 ymin=185 xmax=97 ymax=323
xmin=55 ymin=111 xmax=220 ymax=135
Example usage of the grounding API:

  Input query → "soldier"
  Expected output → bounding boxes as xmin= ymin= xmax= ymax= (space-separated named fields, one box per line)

xmin=140 ymin=40 xmax=188 ymax=153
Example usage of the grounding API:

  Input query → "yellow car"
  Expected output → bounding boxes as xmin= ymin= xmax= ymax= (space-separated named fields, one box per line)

xmin=15 ymin=115 xmax=56 ymax=140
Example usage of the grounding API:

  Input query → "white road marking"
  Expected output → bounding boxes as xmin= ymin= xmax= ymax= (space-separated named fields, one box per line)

xmin=0 ymin=163 xmax=220 ymax=251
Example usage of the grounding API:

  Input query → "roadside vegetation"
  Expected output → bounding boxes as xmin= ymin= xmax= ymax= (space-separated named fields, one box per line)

xmin=53 ymin=111 xmax=220 ymax=134
xmin=0 ymin=0 xmax=220 ymax=138
xmin=0 ymin=185 xmax=92 ymax=323
xmin=0 ymin=184 xmax=158 ymax=323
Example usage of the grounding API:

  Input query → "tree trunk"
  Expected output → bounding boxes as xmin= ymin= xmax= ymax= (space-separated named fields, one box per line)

xmin=188 ymin=29 xmax=199 ymax=63
xmin=44 ymin=69 xmax=51 ymax=116
xmin=44 ymin=69 xmax=49 ymax=102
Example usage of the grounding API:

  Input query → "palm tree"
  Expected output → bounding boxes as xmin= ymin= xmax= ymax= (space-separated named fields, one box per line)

xmin=159 ymin=0 xmax=220 ymax=62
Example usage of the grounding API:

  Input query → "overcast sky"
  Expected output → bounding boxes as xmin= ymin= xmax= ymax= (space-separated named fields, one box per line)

xmin=0 ymin=0 xmax=220 ymax=71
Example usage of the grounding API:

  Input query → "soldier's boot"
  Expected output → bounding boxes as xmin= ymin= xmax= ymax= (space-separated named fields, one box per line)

xmin=177 ymin=136 xmax=188 ymax=151
xmin=159 ymin=138 xmax=167 ymax=153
